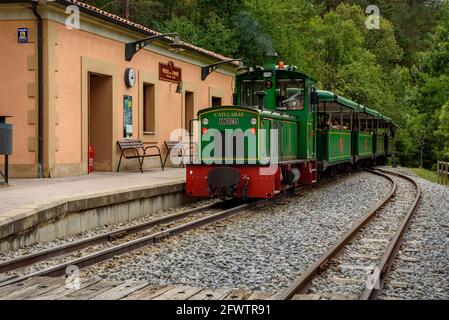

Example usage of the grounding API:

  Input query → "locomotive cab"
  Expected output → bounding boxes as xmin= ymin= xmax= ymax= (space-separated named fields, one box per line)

xmin=186 ymin=52 xmax=319 ymax=199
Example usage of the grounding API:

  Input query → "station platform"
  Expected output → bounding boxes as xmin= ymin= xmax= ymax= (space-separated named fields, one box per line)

xmin=0 ymin=168 xmax=186 ymax=251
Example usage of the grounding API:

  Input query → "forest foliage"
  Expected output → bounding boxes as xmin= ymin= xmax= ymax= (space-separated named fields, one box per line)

xmin=85 ymin=0 xmax=449 ymax=169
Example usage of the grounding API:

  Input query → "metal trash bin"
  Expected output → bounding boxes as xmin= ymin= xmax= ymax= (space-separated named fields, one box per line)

xmin=0 ymin=123 xmax=13 ymax=155
xmin=0 ymin=116 xmax=13 ymax=184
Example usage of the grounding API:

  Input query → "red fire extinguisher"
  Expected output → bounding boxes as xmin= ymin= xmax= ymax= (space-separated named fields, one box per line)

xmin=88 ymin=144 xmax=94 ymax=174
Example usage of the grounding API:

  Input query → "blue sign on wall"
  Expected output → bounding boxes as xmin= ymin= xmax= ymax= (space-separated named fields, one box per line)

xmin=17 ymin=28 xmax=28 ymax=44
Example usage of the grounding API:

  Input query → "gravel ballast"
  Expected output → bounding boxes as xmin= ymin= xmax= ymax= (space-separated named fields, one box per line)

xmin=378 ymin=167 xmax=449 ymax=300
xmin=84 ymin=171 xmax=390 ymax=293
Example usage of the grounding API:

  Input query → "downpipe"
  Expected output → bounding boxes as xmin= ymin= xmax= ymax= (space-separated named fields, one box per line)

xmin=31 ymin=1 xmax=43 ymax=178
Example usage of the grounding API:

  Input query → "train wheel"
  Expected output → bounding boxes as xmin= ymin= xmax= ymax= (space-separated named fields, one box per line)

xmin=330 ymin=166 xmax=337 ymax=177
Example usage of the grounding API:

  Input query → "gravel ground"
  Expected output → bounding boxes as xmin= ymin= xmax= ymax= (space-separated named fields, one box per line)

xmin=83 ymin=171 xmax=390 ymax=293
xmin=308 ymin=172 xmax=417 ymax=297
xmin=378 ymin=167 xmax=449 ymax=300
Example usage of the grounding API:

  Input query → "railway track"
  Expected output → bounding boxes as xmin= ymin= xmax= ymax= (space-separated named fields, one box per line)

xmin=0 ymin=201 xmax=224 ymax=274
xmin=0 ymin=168 xmax=417 ymax=300
xmin=2 ymin=171 xmax=352 ymax=289
xmin=0 ymin=197 xmax=279 ymax=288
xmin=277 ymin=168 xmax=421 ymax=300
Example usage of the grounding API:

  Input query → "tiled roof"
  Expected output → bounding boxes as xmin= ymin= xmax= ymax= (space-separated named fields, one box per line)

xmin=58 ymin=0 xmax=238 ymax=65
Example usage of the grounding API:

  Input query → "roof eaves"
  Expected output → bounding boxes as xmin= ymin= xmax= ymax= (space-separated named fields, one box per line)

xmin=54 ymin=0 xmax=239 ymax=66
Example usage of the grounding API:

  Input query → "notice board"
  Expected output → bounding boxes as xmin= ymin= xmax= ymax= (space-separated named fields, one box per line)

xmin=123 ymin=95 xmax=133 ymax=138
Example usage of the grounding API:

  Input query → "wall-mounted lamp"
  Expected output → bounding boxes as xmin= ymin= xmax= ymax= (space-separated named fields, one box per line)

xmin=176 ymin=82 xmax=183 ymax=93
xmin=201 ymin=59 xmax=244 ymax=81
xmin=125 ymin=33 xmax=180 ymax=61
xmin=169 ymin=81 xmax=183 ymax=94
xmin=236 ymin=62 xmax=248 ymax=73
xmin=168 ymin=36 xmax=186 ymax=53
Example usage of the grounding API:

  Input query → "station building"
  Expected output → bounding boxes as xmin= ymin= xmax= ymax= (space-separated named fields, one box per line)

xmin=0 ymin=0 xmax=237 ymax=178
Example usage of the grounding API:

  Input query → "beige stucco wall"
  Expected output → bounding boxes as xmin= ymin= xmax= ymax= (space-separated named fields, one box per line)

xmin=0 ymin=5 xmax=235 ymax=178
xmin=0 ymin=20 xmax=38 ymax=177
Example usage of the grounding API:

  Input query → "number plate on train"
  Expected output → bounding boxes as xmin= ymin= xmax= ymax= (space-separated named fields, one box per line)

xmin=219 ymin=118 xmax=239 ymax=125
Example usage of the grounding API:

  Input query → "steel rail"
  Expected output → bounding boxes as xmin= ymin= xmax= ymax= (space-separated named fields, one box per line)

xmin=0 ymin=200 xmax=236 ymax=274
xmin=359 ymin=168 xmax=421 ymax=300
xmin=276 ymin=169 xmax=397 ymax=300
xmin=0 ymin=169 xmax=350 ymax=286
xmin=0 ymin=197 xmax=274 ymax=288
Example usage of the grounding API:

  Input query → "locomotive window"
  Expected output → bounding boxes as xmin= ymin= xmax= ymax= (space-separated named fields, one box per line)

xmin=241 ymin=80 xmax=265 ymax=107
xmin=276 ymin=79 xmax=305 ymax=110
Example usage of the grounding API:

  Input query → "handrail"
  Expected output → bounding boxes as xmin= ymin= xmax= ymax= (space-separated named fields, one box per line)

xmin=188 ymin=118 xmax=199 ymax=164
xmin=437 ymin=160 xmax=449 ymax=186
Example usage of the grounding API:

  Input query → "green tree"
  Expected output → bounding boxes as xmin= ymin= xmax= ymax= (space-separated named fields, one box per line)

xmin=316 ymin=0 xmax=444 ymax=66
xmin=437 ymin=101 xmax=449 ymax=161
xmin=239 ymin=0 xmax=317 ymax=66
xmin=408 ymin=2 xmax=449 ymax=167
xmin=158 ymin=13 xmax=239 ymax=57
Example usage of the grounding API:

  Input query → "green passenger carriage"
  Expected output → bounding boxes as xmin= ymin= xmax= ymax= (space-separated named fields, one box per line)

xmin=186 ymin=52 xmax=396 ymax=199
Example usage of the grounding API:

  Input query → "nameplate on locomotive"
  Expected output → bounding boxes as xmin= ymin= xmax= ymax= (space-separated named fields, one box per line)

xmin=219 ymin=118 xmax=239 ymax=125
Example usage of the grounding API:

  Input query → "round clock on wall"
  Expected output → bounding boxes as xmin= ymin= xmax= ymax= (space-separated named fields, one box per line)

xmin=124 ymin=68 xmax=136 ymax=88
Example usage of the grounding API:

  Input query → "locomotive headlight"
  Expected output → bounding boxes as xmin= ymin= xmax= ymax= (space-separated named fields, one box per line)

xmin=250 ymin=118 xmax=257 ymax=125
xmin=202 ymin=118 xmax=209 ymax=125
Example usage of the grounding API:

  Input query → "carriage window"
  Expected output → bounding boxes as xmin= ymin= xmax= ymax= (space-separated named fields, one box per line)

xmin=276 ymin=79 xmax=305 ymax=110
xmin=240 ymin=80 xmax=265 ymax=107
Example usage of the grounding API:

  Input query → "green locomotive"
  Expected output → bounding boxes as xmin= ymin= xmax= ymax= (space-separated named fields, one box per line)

xmin=186 ymin=52 xmax=395 ymax=199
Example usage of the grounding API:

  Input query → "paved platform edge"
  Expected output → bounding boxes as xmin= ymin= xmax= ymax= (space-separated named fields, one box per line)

xmin=0 ymin=179 xmax=186 ymax=240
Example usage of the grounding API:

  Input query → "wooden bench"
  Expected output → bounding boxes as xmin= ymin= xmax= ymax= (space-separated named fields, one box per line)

xmin=116 ymin=140 xmax=164 ymax=173
xmin=163 ymin=141 xmax=197 ymax=167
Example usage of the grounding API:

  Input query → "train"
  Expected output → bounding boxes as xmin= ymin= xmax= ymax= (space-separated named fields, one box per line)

xmin=186 ymin=51 xmax=396 ymax=199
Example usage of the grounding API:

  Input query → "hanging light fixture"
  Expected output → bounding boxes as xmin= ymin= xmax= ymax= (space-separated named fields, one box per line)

xmin=169 ymin=81 xmax=183 ymax=93
xmin=168 ymin=35 xmax=186 ymax=53
xmin=176 ymin=81 xmax=183 ymax=94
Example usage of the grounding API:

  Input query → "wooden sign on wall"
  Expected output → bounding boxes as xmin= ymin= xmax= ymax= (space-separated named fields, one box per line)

xmin=159 ymin=61 xmax=182 ymax=83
